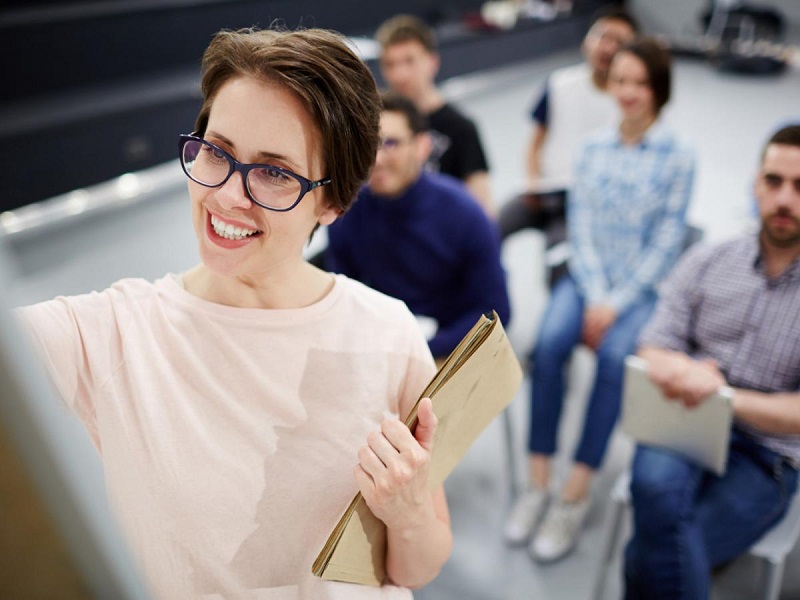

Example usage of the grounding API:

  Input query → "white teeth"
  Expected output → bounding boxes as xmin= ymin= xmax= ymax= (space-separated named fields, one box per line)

xmin=210 ymin=214 xmax=259 ymax=240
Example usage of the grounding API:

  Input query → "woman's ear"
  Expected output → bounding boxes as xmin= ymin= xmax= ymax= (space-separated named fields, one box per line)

xmin=316 ymin=203 xmax=341 ymax=227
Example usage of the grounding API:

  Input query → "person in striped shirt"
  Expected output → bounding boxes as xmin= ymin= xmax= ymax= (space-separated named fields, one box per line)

xmin=624 ymin=123 xmax=800 ymax=599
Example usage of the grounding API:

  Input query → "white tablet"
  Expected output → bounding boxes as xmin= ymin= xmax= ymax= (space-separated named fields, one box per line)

xmin=622 ymin=355 xmax=733 ymax=476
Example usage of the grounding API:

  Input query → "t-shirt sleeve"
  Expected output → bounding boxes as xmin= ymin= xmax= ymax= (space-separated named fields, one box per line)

xmin=530 ymin=81 xmax=549 ymax=126
xmin=432 ymin=107 xmax=490 ymax=180
xmin=15 ymin=292 xmax=122 ymax=446
xmin=456 ymin=119 xmax=490 ymax=177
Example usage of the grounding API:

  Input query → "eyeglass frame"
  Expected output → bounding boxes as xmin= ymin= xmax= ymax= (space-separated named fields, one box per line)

xmin=178 ymin=133 xmax=332 ymax=212
xmin=378 ymin=135 xmax=415 ymax=153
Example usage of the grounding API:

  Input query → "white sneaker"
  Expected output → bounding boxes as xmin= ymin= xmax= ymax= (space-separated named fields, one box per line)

xmin=529 ymin=497 xmax=590 ymax=562
xmin=503 ymin=486 xmax=549 ymax=545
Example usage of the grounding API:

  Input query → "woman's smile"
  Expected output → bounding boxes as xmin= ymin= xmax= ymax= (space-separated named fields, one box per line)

xmin=205 ymin=210 xmax=264 ymax=249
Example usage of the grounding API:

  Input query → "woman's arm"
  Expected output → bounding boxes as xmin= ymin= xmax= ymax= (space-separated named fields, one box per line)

xmin=354 ymin=398 xmax=453 ymax=588
xmin=385 ymin=483 xmax=452 ymax=588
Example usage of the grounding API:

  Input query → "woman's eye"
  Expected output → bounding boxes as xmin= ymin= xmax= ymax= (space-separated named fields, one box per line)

xmin=257 ymin=167 xmax=293 ymax=186
xmin=201 ymin=145 xmax=228 ymax=164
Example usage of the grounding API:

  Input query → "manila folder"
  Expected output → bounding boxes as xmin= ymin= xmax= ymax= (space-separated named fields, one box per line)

xmin=312 ymin=311 xmax=523 ymax=586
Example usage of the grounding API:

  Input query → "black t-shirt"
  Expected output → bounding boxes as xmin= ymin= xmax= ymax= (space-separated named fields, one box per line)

xmin=426 ymin=103 xmax=489 ymax=181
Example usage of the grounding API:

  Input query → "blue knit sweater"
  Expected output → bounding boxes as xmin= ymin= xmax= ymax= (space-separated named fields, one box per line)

xmin=326 ymin=172 xmax=510 ymax=358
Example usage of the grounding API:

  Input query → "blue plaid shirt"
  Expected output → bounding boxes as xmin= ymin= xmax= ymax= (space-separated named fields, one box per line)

xmin=567 ymin=121 xmax=695 ymax=313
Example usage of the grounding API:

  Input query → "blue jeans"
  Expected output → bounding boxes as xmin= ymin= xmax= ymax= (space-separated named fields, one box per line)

xmin=624 ymin=431 xmax=799 ymax=600
xmin=527 ymin=274 xmax=656 ymax=468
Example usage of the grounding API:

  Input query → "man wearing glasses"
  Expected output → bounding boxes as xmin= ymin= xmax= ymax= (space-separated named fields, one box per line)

xmin=326 ymin=92 xmax=510 ymax=360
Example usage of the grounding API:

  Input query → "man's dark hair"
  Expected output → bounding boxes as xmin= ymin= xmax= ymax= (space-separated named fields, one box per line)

xmin=766 ymin=124 xmax=800 ymax=152
xmin=589 ymin=4 xmax=640 ymax=34
xmin=618 ymin=37 xmax=672 ymax=114
xmin=380 ymin=91 xmax=429 ymax=134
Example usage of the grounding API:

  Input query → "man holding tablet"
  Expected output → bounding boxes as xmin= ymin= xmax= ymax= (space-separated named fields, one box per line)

xmin=624 ymin=124 xmax=800 ymax=600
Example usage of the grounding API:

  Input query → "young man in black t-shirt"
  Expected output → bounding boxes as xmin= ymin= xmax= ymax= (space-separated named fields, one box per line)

xmin=376 ymin=14 xmax=494 ymax=218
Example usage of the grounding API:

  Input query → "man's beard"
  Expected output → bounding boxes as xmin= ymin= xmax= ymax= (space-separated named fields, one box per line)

xmin=762 ymin=209 xmax=800 ymax=248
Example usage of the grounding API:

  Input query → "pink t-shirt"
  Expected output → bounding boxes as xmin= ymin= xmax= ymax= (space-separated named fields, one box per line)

xmin=18 ymin=274 xmax=435 ymax=600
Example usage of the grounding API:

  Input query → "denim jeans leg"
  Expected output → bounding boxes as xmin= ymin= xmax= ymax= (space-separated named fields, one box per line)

xmin=573 ymin=294 xmax=656 ymax=468
xmin=527 ymin=275 xmax=584 ymax=455
xmin=625 ymin=437 xmax=800 ymax=600
xmin=624 ymin=444 xmax=707 ymax=600
xmin=698 ymin=431 xmax=800 ymax=568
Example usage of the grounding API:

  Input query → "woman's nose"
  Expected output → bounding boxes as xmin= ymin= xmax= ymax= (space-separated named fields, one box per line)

xmin=215 ymin=172 xmax=252 ymax=210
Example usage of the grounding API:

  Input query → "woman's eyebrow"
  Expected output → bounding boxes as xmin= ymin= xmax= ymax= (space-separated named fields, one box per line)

xmin=254 ymin=150 xmax=298 ymax=169
xmin=206 ymin=130 xmax=301 ymax=170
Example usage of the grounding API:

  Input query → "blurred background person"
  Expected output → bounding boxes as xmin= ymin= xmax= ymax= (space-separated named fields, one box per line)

xmin=625 ymin=123 xmax=800 ymax=600
xmin=326 ymin=92 xmax=510 ymax=360
xmin=504 ymin=37 xmax=695 ymax=564
xmin=376 ymin=14 xmax=495 ymax=217
xmin=497 ymin=5 xmax=639 ymax=285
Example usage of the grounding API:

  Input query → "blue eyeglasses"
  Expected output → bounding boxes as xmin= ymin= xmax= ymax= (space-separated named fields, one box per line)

xmin=179 ymin=134 xmax=332 ymax=212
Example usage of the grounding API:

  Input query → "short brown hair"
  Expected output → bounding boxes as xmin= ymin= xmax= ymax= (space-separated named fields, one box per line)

xmin=766 ymin=124 xmax=800 ymax=151
xmin=618 ymin=36 xmax=672 ymax=114
xmin=381 ymin=92 xmax=429 ymax=134
xmin=195 ymin=27 xmax=381 ymax=213
xmin=375 ymin=15 xmax=437 ymax=53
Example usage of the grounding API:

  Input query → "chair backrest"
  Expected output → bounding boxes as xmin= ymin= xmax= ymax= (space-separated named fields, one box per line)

xmin=682 ymin=224 xmax=704 ymax=253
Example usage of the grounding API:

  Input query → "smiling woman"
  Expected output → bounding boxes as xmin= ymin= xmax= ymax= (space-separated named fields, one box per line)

xmin=506 ymin=36 xmax=697 ymax=564
xmin=14 ymin=27 xmax=452 ymax=599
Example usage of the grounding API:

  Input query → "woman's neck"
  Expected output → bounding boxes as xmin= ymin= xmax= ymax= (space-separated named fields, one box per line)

xmin=183 ymin=262 xmax=334 ymax=309
xmin=619 ymin=114 xmax=657 ymax=145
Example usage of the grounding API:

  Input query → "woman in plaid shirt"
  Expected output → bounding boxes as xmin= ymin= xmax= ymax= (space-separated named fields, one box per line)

xmin=504 ymin=37 xmax=695 ymax=563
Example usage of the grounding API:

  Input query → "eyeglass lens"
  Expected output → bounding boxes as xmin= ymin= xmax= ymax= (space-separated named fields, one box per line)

xmin=181 ymin=139 xmax=303 ymax=209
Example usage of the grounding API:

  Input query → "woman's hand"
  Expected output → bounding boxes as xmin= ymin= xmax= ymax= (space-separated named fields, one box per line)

xmin=355 ymin=397 xmax=437 ymax=532
xmin=582 ymin=305 xmax=617 ymax=350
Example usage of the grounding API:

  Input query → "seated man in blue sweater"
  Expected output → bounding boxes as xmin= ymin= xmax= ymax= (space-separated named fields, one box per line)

xmin=326 ymin=92 xmax=510 ymax=359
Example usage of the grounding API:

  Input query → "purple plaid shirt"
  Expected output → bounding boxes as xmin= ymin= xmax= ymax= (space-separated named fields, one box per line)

xmin=639 ymin=232 xmax=800 ymax=466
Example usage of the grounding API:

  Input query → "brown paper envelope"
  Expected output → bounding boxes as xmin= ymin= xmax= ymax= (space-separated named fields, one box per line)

xmin=313 ymin=312 xmax=523 ymax=585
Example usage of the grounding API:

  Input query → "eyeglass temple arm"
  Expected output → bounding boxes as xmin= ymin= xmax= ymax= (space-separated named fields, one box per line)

xmin=311 ymin=178 xmax=332 ymax=190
